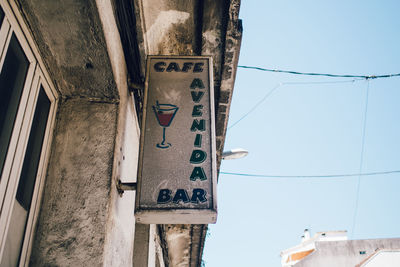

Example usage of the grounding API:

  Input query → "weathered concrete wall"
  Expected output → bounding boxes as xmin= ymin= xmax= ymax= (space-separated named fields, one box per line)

xmin=17 ymin=0 xmax=142 ymax=263
xmin=17 ymin=0 xmax=118 ymax=99
xmin=94 ymin=0 xmax=142 ymax=265
xmin=136 ymin=0 xmax=200 ymax=57
xmin=295 ymin=238 xmax=400 ymax=267
xmin=102 ymin=187 xmax=136 ymax=267
xmin=201 ymin=0 xmax=229 ymax=117
xmin=213 ymin=0 xmax=242 ymax=166
xmin=132 ymin=224 xmax=151 ymax=267
xmin=30 ymin=98 xmax=118 ymax=266
xmin=102 ymin=96 xmax=140 ymax=267
xmin=132 ymin=224 xmax=158 ymax=267
xmin=17 ymin=0 xmax=242 ymax=265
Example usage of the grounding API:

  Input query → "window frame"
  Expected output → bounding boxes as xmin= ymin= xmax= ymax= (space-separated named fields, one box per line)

xmin=0 ymin=1 xmax=58 ymax=266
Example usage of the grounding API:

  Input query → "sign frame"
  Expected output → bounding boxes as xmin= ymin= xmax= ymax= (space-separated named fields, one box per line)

xmin=135 ymin=55 xmax=217 ymax=224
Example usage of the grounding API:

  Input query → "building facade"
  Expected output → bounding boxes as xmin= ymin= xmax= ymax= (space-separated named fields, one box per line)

xmin=0 ymin=0 xmax=242 ymax=266
xmin=281 ymin=230 xmax=400 ymax=267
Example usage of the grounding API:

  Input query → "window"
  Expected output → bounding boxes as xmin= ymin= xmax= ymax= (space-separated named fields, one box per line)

xmin=0 ymin=3 xmax=57 ymax=266
xmin=0 ymin=33 xmax=29 ymax=178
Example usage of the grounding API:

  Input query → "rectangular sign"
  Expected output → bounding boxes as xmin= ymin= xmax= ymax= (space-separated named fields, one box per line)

xmin=135 ymin=56 xmax=217 ymax=224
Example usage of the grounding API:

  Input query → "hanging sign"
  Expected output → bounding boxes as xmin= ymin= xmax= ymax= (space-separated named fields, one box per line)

xmin=135 ymin=56 xmax=217 ymax=224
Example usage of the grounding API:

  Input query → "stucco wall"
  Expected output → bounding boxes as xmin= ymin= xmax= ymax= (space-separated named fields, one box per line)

xmin=17 ymin=0 xmax=143 ymax=263
xmin=18 ymin=0 xmax=118 ymax=99
xmin=16 ymin=0 xmax=242 ymax=265
xmin=30 ymin=98 xmax=118 ymax=266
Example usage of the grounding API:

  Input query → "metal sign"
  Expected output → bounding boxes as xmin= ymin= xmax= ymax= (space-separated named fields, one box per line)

xmin=135 ymin=56 xmax=217 ymax=224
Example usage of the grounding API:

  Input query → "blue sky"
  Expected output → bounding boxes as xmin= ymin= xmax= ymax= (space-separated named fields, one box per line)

xmin=203 ymin=1 xmax=400 ymax=266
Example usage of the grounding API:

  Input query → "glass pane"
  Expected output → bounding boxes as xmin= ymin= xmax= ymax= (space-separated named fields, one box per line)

xmin=1 ymin=86 xmax=50 ymax=267
xmin=0 ymin=34 xmax=29 ymax=177
xmin=16 ymin=87 xmax=50 ymax=209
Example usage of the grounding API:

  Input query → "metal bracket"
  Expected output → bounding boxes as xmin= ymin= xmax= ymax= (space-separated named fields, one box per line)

xmin=117 ymin=180 xmax=137 ymax=195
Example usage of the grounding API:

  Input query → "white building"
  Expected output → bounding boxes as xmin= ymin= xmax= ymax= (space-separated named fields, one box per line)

xmin=281 ymin=230 xmax=400 ymax=267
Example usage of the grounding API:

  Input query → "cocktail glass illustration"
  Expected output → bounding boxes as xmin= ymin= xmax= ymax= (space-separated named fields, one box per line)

xmin=153 ymin=101 xmax=179 ymax=149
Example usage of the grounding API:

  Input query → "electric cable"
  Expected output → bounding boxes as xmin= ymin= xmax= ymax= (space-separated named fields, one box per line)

xmin=238 ymin=65 xmax=400 ymax=80
xmin=282 ymin=79 xmax=364 ymax=85
xmin=220 ymin=169 xmax=400 ymax=179
xmin=228 ymin=83 xmax=282 ymax=130
xmin=228 ymin=79 xmax=362 ymax=130
xmin=351 ymin=80 xmax=370 ymax=238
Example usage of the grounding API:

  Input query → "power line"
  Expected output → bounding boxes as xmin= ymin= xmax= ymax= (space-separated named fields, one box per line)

xmin=228 ymin=79 xmax=362 ymax=130
xmin=282 ymin=79 xmax=364 ymax=85
xmin=351 ymin=80 xmax=370 ymax=238
xmin=220 ymin=169 xmax=400 ymax=179
xmin=228 ymin=83 xmax=281 ymax=130
xmin=238 ymin=65 xmax=400 ymax=80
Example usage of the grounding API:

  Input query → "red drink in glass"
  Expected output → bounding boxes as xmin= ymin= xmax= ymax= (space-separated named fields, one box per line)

xmin=156 ymin=112 xmax=175 ymax=127
xmin=152 ymin=102 xmax=179 ymax=148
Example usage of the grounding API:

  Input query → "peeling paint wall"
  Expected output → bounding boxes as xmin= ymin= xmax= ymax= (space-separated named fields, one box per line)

xmin=214 ymin=0 xmax=242 ymax=166
xmin=138 ymin=0 xmax=200 ymax=56
xmin=164 ymin=224 xmax=192 ymax=267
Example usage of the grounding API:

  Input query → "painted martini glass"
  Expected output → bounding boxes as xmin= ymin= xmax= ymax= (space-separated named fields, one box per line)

xmin=152 ymin=101 xmax=179 ymax=149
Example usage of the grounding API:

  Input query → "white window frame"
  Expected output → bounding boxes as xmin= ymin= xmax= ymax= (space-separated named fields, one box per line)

xmin=0 ymin=1 xmax=58 ymax=266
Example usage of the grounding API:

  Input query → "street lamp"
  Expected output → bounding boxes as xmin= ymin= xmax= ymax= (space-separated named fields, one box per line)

xmin=222 ymin=148 xmax=249 ymax=160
